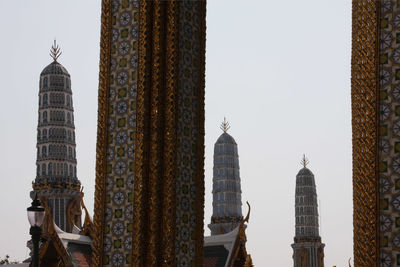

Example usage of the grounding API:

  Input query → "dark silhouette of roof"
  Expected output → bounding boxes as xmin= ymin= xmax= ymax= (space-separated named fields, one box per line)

xmin=41 ymin=61 xmax=70 ymax=76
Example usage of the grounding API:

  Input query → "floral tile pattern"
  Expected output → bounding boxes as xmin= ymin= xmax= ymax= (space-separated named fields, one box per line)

xmin=380 ymin=0 xmax=400 ymax=264
xmin=175 ymin=2 xmax=204 ymax=265
xmin=96 ymin=1 xmax=205 ymax=266
xmin=102 ymin=1 xmax=138 ymax=266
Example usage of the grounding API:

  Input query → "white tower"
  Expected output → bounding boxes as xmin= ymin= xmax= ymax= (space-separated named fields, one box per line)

xmin=291 ymin=155 xmax=325 ymax=267
xmin=31 ymin=41 xmax=82 ymax=232
xmin=208 ymin=119 xmax=243 ymax=235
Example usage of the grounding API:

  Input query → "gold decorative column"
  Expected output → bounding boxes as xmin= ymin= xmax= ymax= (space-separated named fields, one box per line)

xmin=92 ymin=1 xmax=206 ymax=266
xmin=352 ymin=0 xmax=380 ymax=265
xmin=352 ymin=0 xmax=400 ymax=265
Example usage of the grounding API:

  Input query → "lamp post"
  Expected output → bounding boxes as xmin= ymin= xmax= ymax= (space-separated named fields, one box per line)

xmin=27 ymin=194 xmax=45 ymax=267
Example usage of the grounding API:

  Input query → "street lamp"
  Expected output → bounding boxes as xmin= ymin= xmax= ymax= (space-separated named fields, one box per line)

xmin=27 ymin=194 xmax=45 ymax=267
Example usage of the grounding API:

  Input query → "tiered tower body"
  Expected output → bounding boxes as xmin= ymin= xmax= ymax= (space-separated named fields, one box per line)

xmin=291 ymin=157 xmax=324 ymax=267
xmin=31 ymin=43 xmax=81 ymax=232
xmin=208 ymin=120 xmax=243 ymax=235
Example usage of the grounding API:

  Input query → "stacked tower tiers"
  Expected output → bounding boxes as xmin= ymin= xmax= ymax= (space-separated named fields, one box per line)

xmin=31 ymin=57 xmax=81 ymax=232
xmin=292 ymin=163 xmax=325 ymax=267
xmin=208 ymin=130 xmax=243 ymax=235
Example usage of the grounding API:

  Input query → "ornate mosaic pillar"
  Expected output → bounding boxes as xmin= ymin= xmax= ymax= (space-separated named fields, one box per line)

xmin=352 ymin=0 xmax=379 ymax=266
xmin=352 ymin=0 xmax=400 ymax=265
xmin=92 ymin=1 xmax=206 ymax=266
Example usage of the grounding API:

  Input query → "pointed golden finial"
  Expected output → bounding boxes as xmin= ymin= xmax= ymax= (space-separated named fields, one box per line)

xmin=50 ymin=39 xmax=62 ymax=61
xmin=300 ymin=154 xmax=309 ymax=168
xmin=220 ymin=117 xmax=230 ymax=133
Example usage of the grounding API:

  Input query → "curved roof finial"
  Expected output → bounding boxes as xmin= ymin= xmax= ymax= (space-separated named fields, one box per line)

xmin=50 ymin=39 xmax=62 ymax=62
xmin=243 ymin=201 xmax=251 ymax=223
xmin=220 ymin=117 xmax=230 ymax=133
xmin=300 ymin=154 xmax=309 ymax=168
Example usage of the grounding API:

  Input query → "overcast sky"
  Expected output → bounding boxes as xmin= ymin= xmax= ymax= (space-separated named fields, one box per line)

xmin=0 ymin=1 xmax=352 ymax=266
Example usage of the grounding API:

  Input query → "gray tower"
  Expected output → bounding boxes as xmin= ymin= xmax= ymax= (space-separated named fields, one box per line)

xmin=291 ymin=155 xmax=324 ymax=267
xmin=31 ymin=41 xmax=82 ymax=232
xmin=208 ymin=119 xmax=243 ymax=235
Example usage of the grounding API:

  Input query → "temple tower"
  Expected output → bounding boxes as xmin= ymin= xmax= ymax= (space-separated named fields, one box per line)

xmin=291 ymin=155 xmax=324 ymax=267
xmin=208 ymin=119 xmax=243 ymax=235
xmin=31 ymin=41 xmax=82 ymax=233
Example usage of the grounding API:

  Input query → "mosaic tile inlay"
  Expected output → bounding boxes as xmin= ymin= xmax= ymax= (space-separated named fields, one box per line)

xmin=380 ymin=0 xmax=400 ymax=265
xmin=103 ymin=1 xmax=138 ymax=265
xmin=94 ymin=1 xmax=206 ymax=266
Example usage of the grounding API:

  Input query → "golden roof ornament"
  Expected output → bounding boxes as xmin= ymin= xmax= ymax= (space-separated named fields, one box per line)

xmin=301 ymin=154 xmax=309 ymax=168
xmin=220 ymin=117 xmax=230 ymax=133
xmin=50 ymin=40 xmax=62 ymax=62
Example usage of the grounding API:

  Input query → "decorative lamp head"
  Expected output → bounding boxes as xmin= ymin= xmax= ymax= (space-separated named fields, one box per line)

xmin=27 ymin=194 xmax=45 ymax=227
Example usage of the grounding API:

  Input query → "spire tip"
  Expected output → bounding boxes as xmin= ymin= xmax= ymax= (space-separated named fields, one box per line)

xmin=220 ymin=117 xmax=230 ymax=133
xmin=50 ymin=39 xmax=62 ymax=61
xmin=300 ymin=154 xmax=309 ymax=168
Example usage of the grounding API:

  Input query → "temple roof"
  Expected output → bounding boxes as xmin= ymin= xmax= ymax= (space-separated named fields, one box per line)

xmin=53 ymin=223 xmax=92 ymax=248
xmin=38 ymin=201 xmax=94 ymax=267
xmin=204 ymin=226 xmax=239 ymax=267
xmin=216 ymin=132 xmax=237 ymax=145
xmin=297 ymin=167 xmax=313 ymax=176
xmin=40 ymin=61 xmax=70 ymax=76
xmin=39 ymin=221 xmax=92 ymax=267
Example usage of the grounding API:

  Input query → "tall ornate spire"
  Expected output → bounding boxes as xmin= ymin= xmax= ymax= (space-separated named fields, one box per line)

xmin=50 ymin=40 xmax=62 ymax=62
xmin=31 ymin=48 xmax=81 ymax=232
xmin=292 ymin=155 xmax=325 ymax=266
xmin=220 ymin=117 xmax=230 ymax=133
xmin=209 ymin=121 xmax=242 ymax=235
xmin=300 ymin=154 xmax=309 ymax=168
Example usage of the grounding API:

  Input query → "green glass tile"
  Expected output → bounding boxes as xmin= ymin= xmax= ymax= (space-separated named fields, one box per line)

xmin=381 ymin=124 xmax=388 ymax=136
xmin=381 ymin=198 xmax=389 ymax=210
xmin=114 ymin=239 xmax=122 ymax=249
xmin=119 ymin=58 xmax=127 ymax=67
xmin=381 ymin=53 xmax=389 ymax=64
xmin=122 ymin=0 xmax=129 ymax=8
xmin=127 ymin=223 xmax=133 ymax=233
xmin=126 ymin=254 xmax=132 ymax=264
xmin=118 ymin=88 xmax=127 ymax=98
xmin=118 ymin=118 xmax=126 ymax=127
xmin=130 ymin=100 xmax=135 ymax=111
xmin=120 ymin=29 xmax=129 ymax=38
xmin=380 ymin=161 xmax=388 ymax=173
xmin=115 ymin=209 xmax=122 ymax=218
xmin=381 ymin=235 xmax=388 ymax=247
xmin=117 ymin=147 xmax=125 ymax=157
xmin=381 ymin=89 xmax=389 ymax=101
xmin=116 ymin=178 xmax=124 ymax=188
xmin=381 ymin=18 xmax=389 ymax=29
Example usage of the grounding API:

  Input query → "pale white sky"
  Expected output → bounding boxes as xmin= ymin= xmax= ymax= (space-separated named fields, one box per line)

xmin=0 ymin=1 xmax=352 ymax=266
